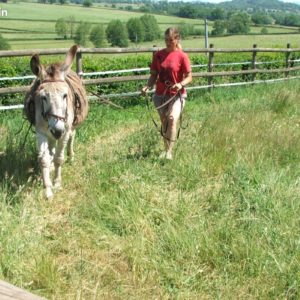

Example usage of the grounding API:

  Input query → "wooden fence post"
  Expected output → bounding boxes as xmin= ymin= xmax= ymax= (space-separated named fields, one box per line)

xmin=76 ymin=50 xmax=83 ymax=79
xmin=208 ymin=43 xmax=214 ymax=90
xmin=251 ymin=44 xmax=257 ymax=82
xmin=285 ymin=43 xmax=291 ymax=77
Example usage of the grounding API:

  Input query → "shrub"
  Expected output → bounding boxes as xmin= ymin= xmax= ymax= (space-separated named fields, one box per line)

xmin=90 ymin=25 xmax=106 ymax=48
xmin=106 ymin=20 xmax=129 ymax=47
xmin=74 ymin=22 xmax=91 ymax=46
xmin=140 ymin=14 xmax=160 ymax=42
xmin=127 ymin=18 xmax=145 ymax=43
xmin=0 ymin=34 xmax=10 ymax=50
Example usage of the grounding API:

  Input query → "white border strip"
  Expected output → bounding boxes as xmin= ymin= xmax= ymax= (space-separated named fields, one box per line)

xmin=0 ymin=104 xmax=24 ymax=111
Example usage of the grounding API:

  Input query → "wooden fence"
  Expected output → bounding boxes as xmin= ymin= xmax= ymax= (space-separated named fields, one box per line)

xmin=0 ymin=279 xmax=45 ymax=300
xmin=0 ymin=44 xmax=300 ymax=99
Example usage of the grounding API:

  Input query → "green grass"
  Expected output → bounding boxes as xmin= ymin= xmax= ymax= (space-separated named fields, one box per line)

xmin=1 ymin=80 xmax=300 ymax=298
xmin=206 ymin=34 xmax=300 ymax=48
xmin=6 ymin=33 xmax=300 ymax=51
xmin=0 ymin=2 xmax=200 ymax=49
xmin=136 ymin=33 xmax=300 ymax=50
xmin=0 ymin=2 xmax=299 ymax=50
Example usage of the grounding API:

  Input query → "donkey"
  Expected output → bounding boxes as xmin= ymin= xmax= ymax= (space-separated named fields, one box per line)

xmin=24 ymin=45 xmax=88 ymax=199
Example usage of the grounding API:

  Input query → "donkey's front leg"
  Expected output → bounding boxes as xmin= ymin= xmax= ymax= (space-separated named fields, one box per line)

xmin=53 ymin=133 xmax=69 ymax=190
xmin=67 ymin=129 xmax=76 ymax=162
xmin=37 ymin=132 xmax=54 ymax=199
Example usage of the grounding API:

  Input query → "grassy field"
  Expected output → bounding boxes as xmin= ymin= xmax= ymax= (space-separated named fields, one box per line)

xmin=0 ymin=2 xmax=299 ymax=50
xmin=0 ymin=2 xmax=201 ymax=50
xmin=0 ymin=80 xmax=300 ymax=299
xmin=5 ymin=34 xmax=300 ymax=51
xmin=5 ymin=32 xmax=300 ymax=51
xmin=137 ymin=33 xmax=300 ymax=50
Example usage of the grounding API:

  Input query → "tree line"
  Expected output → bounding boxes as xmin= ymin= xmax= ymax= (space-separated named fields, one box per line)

xmin=55 ymin=14 xmax=161 ymax=47
xmin=54 ymin=10 xmax=297 ymax=49
xmin=50 ymin=0 xmax=300 ymax=28
xmin=40 ymin=0 xmax=300 ymax=30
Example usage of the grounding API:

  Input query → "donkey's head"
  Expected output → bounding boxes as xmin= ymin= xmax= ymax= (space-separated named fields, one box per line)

xmin=31 ymin=45 xmax=78 ymax=139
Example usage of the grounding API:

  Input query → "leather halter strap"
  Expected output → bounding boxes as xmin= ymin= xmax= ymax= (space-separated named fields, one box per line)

xmin=47 ymin=113 xmax=67 ymax=122
xmin=39 ymin=78 xmax=68 ymax=122
xmin=41 ymin=79 xmax=65 ymax=84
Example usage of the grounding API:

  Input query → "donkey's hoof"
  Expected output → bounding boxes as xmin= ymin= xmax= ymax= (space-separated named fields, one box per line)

xmin=45 ymin=188 xmax=54 ymax=200
xmin=50 ymin=162 xmax=55 ymax=172
xmin=54 ymin=181 xmax=62 ymax=191
xmin=67 ymin=156 xmax=74 ymax=164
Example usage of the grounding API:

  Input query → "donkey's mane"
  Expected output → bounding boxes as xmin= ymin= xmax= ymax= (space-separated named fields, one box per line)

xmin=45 ymin=63 xmax=62 ymax=80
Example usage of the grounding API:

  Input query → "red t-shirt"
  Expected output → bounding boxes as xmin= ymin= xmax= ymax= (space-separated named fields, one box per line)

xmin=150 ymin=49 xmax=191 ymax=96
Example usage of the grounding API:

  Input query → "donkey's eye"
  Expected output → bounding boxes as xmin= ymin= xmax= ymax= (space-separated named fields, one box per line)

xmin=63 ymin=94 xmax=67 ymax=100
xmin=40 ymin=95 xmax=47 ymax=102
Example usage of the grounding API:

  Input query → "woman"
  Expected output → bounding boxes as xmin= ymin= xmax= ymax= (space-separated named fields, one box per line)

xmin=142 ymin=27 xmax=192 ymax=160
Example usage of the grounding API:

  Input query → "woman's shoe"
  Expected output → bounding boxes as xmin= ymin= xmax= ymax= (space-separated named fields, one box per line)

xmin=166 ymin=152 xmax=173 ymax=160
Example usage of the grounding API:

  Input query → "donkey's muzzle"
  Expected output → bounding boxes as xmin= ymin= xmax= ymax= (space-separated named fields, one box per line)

xmin=50 ymin=128 xmax=64 ymax=139
xmin=48 ymin=118 xmax=65 ymax=139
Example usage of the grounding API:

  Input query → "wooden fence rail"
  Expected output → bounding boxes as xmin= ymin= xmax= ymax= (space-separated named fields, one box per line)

xmin=0 ymin=46 xmax=300 ymax=58
xmin=0 ymin=280 xmax=45 ymax=300
xmin=0 ymin=44 xmax=300 ymax=97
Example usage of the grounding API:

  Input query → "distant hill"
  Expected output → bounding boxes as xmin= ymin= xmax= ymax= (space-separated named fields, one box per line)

xmin=218 ymin=0 xmax=300 ymax=11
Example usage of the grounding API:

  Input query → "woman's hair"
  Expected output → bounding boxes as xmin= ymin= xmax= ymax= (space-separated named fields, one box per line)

xmin=165 ymin=27 xmax=182 ymax=49
xmin=165 ymin=27 xmax=180 ymax=40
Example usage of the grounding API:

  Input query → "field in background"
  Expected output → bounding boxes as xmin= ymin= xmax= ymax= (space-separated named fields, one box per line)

xmin=6 ymin=34 xmax=300 ymax=51
xmin=137 ymin=33 xmax=300 ymax=50
xmin=0 ymin=81 xmax=300 ymax=298
xmin=0 ymin=2 xmax=299 ymax=49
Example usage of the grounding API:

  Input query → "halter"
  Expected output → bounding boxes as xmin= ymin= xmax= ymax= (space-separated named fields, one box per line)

xmin=39 ymin=78 xmax=68 ymax=123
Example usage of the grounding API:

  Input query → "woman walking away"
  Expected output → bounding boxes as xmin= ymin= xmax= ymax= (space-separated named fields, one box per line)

xmin=142 ymin=27 xmax=192 ymax=160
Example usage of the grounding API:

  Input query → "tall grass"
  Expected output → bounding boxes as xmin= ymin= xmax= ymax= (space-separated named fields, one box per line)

xmin=0 ymin=81 xmax=300 ymax=299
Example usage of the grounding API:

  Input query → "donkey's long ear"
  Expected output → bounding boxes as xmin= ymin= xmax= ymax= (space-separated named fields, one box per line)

xmin=30 ymin=54 xmax=43 ymax=77
xmin=61 ymin=45 xmax=79 ymax=74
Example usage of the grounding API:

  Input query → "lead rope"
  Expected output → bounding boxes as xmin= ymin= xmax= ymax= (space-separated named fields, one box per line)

xmin=145 ymin=84 xmax=185 ymax=143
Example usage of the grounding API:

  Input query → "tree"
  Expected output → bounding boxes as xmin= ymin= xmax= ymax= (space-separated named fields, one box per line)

xmin=212 ymin=20 xmax=225 ymax=36
xmin=177 ymin=23 xmax=194 ymax=39
xmin=83 ymin=0 xmax=92 ymax=7
xmin=126 ymin=18 xmax=145 ymax=43
xmin=74 ymin=22 xmax=91 ymax=46
xmin=140 ymin=14 xmax=160 ymax=42
xmin=284 ymin=13 xmax=300 ymax=26
xmin=261 ymin=27 xmax=268 ymax=34
xmin=90 ymin=25 xmax=106 ymax=47
xmin=271 ymin=12 xmax=286 ymax=25
xmin=210 ymin=8 xmax=226 ymax=20
xmin=0 ymin=34 xmax=10 ymax=50
xmin=106 ymin=20 xmax=129 ymax=47
xmin=227 ymin=12 xmax=251 ymax=34
xmin=55 ymin=18 xmax=68 ymax=39
xmin=177 ymin=4 xmax=198 ymax=19
xmin=139 ymin=5 xmax=151 ymax=13
xmin=67 ymin=15 xmax=76 ymax=39
xmin=252 ymin=12 xmax=273 ymax=25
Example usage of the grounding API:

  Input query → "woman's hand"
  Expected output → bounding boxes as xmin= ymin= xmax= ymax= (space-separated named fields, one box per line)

xmin=172 ymin=82 xmax=183 ymax=91
xmin=141 ymin=86 xmax=149 ymax=96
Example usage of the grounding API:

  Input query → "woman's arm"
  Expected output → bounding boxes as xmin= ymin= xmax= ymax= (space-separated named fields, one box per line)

xmin=141 ymin=70 xmax=158 ymax=95
xmin=172 ymin=71 xmax=192 ymax=91
xmin=180 ymin=71 xmax=192 ymax=87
